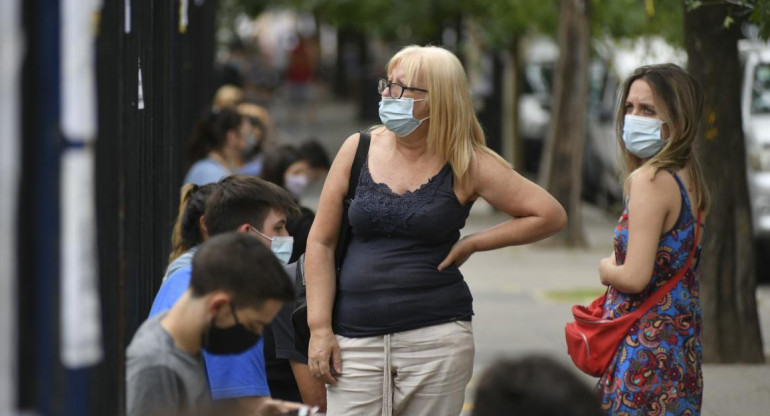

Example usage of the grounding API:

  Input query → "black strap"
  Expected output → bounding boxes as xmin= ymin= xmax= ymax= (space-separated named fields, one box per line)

xmin=334 ymin=131 xmax=370 ymax=269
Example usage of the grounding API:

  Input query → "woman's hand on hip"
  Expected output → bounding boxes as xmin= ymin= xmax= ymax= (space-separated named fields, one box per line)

xmin=438 ymin=236 xmax=475 ymax=271
xmin=308 ymin=328 xmax=341 ymax=385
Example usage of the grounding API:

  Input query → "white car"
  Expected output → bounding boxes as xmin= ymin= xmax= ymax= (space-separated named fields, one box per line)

xmin=740 ymin=41 xmax=770 ymax=241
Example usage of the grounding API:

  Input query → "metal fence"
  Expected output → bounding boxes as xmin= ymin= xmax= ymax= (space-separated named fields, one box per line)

xmin=17 ymin=1 xmax=219 ymax=414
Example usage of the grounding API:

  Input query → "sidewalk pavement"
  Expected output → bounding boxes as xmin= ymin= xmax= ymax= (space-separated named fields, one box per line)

xmin=459 ymin=201 xmax=770 ymax=416
xmin=279 ymin=96 xmax=770 ymax=416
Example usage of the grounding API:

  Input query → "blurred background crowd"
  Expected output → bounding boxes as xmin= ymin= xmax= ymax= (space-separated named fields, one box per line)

xmin=2 ymin=0 xmax=770 ymax=415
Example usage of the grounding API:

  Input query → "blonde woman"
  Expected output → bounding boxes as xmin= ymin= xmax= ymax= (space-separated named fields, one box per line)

xmin=596 ymin=64 xmax=709 ymax=414
xmin=304 ymin=45 xmax=567 ymax=415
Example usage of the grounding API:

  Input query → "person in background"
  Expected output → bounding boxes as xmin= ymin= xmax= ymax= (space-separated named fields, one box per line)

xmin=126 ymin=232 xmax=300 ymax=416
xmin=305 ymin=45 xmax=566 ymax=415
xmin=595 ymin=64 xmax=709 ymax=414
xmin=260 ymin=145 xmax=312 ymax=205
xmin=472 ymin=355 xmax=602 ymax=416
xmin=298 ymin=139 xmax=331 ymax=186
xmin=149 ymin=175 xmax=301 ymax=416
xmin=238 ymin=102 xmax=275 ymax=177
xmin=213 ymin=84 xmax=245 ymax=110
xmin=164 ymin=182 xmax=218 ymax=284
xmin=258 ymin=145 xmax=327 ymax=410
xmin=259 ymin=144 xmax=315 ymax=263
xmin=183 ymin=108 xmax=248 ymax=185
xmin=286 ymin=35 xmax=318 ymax=126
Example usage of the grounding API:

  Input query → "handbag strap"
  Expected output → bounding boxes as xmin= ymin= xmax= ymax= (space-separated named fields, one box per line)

xmin=630 ymin=209 xmax=702 ymax=318
xmin=347 ymin=132 xmax=371 ymax=201
xmin=334 ymin=131 xmax=371 ymax=268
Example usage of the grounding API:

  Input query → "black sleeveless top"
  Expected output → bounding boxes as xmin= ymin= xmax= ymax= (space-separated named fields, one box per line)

xmin=333 ymin=158 xmax=474 ymax=337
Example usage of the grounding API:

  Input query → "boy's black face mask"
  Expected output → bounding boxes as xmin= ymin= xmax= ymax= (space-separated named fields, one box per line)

xmin=202 ymin=303 xmax=260 ymax=355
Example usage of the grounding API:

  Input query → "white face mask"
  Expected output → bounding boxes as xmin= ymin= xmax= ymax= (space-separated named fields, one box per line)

xmin=378 ymin=97 xmax=429 ymax=137
xmin=285 ymin=174 xmax=309 ymax=200
xmin=250 ymin=226 xmax=294 ymax=265
xmin=622 ymin=115 xmax=667 ymax=158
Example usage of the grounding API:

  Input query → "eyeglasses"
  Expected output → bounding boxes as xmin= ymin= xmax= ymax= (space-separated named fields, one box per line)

xmin=377 ymin=78 xmax=428 ymax=99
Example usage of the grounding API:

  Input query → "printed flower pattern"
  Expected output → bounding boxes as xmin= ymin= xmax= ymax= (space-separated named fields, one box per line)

xmin=597 ymin=172 xmax=703 ymax=415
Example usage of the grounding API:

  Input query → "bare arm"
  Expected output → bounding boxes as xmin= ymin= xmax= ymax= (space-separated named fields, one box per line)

xmin=237 ymin=397 xmax=306 ymax=416
xmin=599 ymin=169 xmax=677 ymax=294
xmin=304 ymin=132 xmax=361 ymax=383
xmin=289 ymin=361 xmax=327 ymax=412
xmin=439 ymin=150 xmax=567 ymax=270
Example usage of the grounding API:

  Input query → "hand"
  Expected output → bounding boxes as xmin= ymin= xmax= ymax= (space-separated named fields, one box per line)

xmin=598 ymin=252 xmax=617 ymax=286
xmin=252 ymin=399 xmax=308 ymax=416
xmin=438 ymin=236 xmax=475 ymax=271
xmin=307 ymin=328 xmax=341 ymax=385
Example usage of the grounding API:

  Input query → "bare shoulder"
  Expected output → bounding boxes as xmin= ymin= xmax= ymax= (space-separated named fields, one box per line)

xmin=628 ymin=165 xmax=679 ymax=209
xmin=468 ymin=147 xmax=511 ymax=178
xmin=336 ymin=132 xmax=364 ymax=162
xmin=459 ymin=147 xmax=517 ymax=201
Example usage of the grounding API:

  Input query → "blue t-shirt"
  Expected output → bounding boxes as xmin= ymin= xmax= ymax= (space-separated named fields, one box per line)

xmin=148 ymin=266 xmax=270 ymax=400
xmin=183 ymin=158 xmax=230 ymax=186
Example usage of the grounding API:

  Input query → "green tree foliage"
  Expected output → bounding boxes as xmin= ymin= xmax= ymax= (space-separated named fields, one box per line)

xmin=685 ymin=0 xmax=770 ymax=39
xmin=462 ymin=0 xmax=558 ymax=48
xmin=235 ymin=0 xmax=467 ymax=43
xmin=593 ymin=0 xmax=683 ymax=44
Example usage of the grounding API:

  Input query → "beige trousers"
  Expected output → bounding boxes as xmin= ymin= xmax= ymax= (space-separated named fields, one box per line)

xmin=326 ymin=321 xmax=474 ymax=416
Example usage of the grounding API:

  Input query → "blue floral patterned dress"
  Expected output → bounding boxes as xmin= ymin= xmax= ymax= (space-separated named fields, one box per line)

xmin=597 ymin=171 xmax=703 ymax=415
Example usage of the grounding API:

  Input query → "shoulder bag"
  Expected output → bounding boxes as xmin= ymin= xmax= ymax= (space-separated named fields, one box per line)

xmin=565 ymin=210 xmax=701 ymax=377
xmin=291 ymin=131 xmax=371 ymax=357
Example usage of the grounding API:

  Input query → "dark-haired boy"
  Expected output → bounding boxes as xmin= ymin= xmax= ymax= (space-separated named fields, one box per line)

xmin=147 ymin=175 xmax=301 ymax=414
xmin=126 ymin=232 xmax=298 ymax=416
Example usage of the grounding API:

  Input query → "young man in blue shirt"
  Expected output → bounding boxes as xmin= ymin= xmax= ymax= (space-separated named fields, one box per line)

xmin=127 ymin=232 xmax=300 ymax=416
xmin=149 ymin=175 xmax=300 ymax=414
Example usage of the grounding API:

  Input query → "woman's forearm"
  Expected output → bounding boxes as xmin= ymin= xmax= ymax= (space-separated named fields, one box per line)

xmin=305 ymin=241 xmax=337 ymax=332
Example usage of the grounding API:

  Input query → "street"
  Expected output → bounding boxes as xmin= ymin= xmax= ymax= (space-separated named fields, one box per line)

xmin=283 ymin=95 xmax=770 ymax=416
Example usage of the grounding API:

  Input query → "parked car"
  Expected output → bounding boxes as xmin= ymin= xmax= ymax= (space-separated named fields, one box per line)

xmin=516 ymin=37 xmax=686 ymax=208
xmin=739 ymin=40 xmax=770 ymax=281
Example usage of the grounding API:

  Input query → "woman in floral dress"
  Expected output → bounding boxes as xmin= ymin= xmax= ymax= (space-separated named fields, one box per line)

xmin=596 ymin=64 xmax=710 ymax=415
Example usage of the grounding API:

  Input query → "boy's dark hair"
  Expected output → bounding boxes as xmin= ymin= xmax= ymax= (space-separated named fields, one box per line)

xmin=472 ymin=355 xmax=602 ymax=416
xmin=190 ymin=232 xmax=295 ymax=306
xmin=204 ymin=174 xmax=300 ymax=236
xmin=299 ymin=139 xmax=331 ymax=170
xmin=260 ymin=145 xmax=306 ymax=188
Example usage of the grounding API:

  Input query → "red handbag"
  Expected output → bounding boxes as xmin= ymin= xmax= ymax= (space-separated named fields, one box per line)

xmin=565 ymin=210 xmax=701 ymax=377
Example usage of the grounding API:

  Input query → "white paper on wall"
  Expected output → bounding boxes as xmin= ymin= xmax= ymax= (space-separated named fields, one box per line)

xmin=138 ymin=59 xmax=145 ymax=110
xmin=61 ymin=0 xmax=101 ymax=142
xmin=60 ymin=148 xmax=103 ymax=368
xmin=125 ymin=0 xmax=131 ymax=34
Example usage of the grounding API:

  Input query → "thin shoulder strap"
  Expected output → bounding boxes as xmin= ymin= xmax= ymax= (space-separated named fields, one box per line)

xmin=335 ymin=131 xmax=371 ymax=269
xmin=347 ymin=131 xmax=371 ymax=199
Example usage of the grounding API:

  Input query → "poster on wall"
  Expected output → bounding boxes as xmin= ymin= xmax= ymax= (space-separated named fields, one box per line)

xmin=60 ymin=0 xmax=104 ymax=369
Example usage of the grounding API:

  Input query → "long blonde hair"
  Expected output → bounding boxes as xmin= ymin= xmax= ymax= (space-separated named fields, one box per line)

xmin=385 ymin=45 xmax=509 ymax=184
xmin=616 ymin=63 xmax=710 ymax=212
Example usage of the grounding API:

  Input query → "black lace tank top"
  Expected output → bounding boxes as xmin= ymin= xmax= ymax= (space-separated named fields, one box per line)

xmin=333 ymin=158 xmax=475 ymax=337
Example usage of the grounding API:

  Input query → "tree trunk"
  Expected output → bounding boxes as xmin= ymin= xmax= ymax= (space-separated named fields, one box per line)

xmin=500 ymin=39 xmax=524 ymax=171
xmin=539 ymin=0 xmax=589 ymax=246
xmin=683 ymin=3 xmax=765 ymax=362
xmin=505 ymin=38 xmax=525 ymax=171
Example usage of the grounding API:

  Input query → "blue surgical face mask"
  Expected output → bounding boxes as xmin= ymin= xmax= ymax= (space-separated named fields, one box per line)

xmin=378 ymin=97 xmax=429 ymax=137
xmin=622 ymin=115 xmax=667 ymax=159
xmin=250 ymin=226 xmax=294 ymax=265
